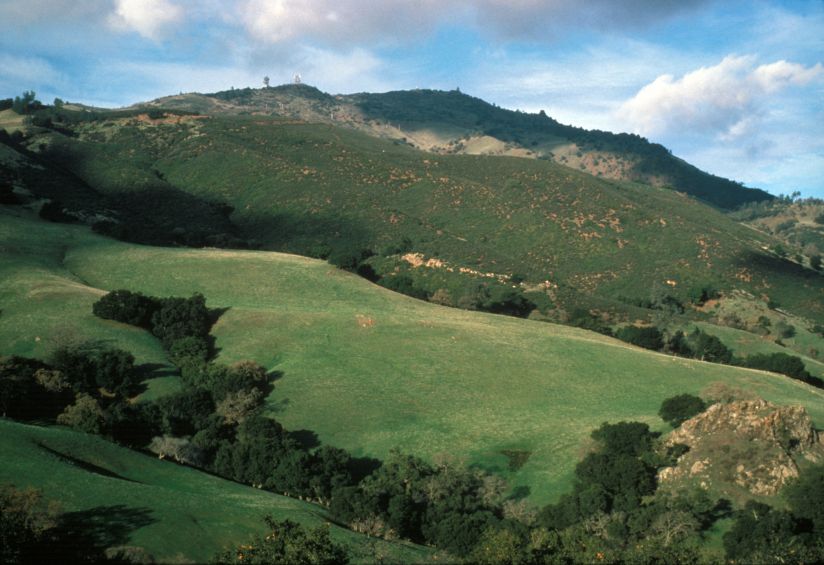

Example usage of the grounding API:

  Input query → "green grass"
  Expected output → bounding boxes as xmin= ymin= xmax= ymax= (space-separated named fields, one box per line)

xmin=0 ymin=419 xmax=436 ymax=563
xmin=4 ymin=210 xmax=824 ymax=507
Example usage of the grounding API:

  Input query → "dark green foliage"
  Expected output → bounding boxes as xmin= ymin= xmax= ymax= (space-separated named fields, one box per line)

xmin=666 ymin=330 xmax=693 ymax=356
xmin=92 ymin=290 xmax=159 ymax=328
xmin=775 ymin=321 xmax=797 ymax=339
xmin=0 ymin=356 xmax=41 ymax=419
xmin=105 ymin=401 xmax=159 ymax=447
xmin=150 ymin=293 xmax=212 ymax=348
xmin=327 ymin=451 xmax=502 ymax=555
xmin=687 ymin=284 xmax=719 ymax=305
xmin=378 ymin=274 xmax=428 ymax=299
xmin=689 ymin=329 xmax=733 ymax=364
xmin=786 ymin=464 xmax=824 ymax=536
xmin=615 ymin=326 xmax=664 ymax=350
xmin=575 ymin=453 xmax=657 ymax=513
xmin=11 ymin=91 xmax=39 ymax=114
xmin=214 ymin=517 xmax=349 ymax=564
xmin=476 ymin=285 xmax=535 ymax=317
xmin=50 ymin=343 xmax=139 ymax=396
xmin=721 ymin=466 xmax=824 ymax=561
xmin=168 ymin=335 xmax=211 ymax=367
xmin=88 ymin=187 xmax=246 ymax=249
xmin=811 ymin=254 xmax=822 ymax=271
xmin=591 ymin=421 xmax=656 ymax=457
xmin=0 ymin=485 xmax=57 ymax=565
xmin=0 ymin=184 xmax=21 ymax=205
xmin=327 ymin=246 xmax=373 ymax=271
xmin=38 ymin=200 xmax=74 ymax=223
xmin=723 ymin=502 xmax=799 ymax=561
xmin=658 ymin=394 xmax=706 ymax=427
xmin=740 ymin=353 xmax=811 ymax=381
xmin=156 ymin=389 xmax=215 ymax=436
xmin=540 ymin=422 xmax=658 ymax=529
xmin=567 ymin=308 xmax=612 ymax=336
xmin=510 ymin=273 xmax=526 ymax=285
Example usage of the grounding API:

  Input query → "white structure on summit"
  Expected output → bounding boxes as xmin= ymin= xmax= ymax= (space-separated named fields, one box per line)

xmin=293 ymin=73 xmax=302 ymax=85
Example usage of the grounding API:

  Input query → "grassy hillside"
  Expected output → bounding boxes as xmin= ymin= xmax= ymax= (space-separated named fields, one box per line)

xmin=14 ymin=113 xmax=824 ymax=326
xmin=0 ymin=419 xmax=435 ymax=563
xmin=149 ymin=85 xmax=772 ymax=209
xmin=3 ymin=209 xmax=823 ymax=507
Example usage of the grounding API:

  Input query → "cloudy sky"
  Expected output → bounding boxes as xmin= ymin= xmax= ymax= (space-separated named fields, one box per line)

xmin=1 ymin=0 xmax=822 ymax=198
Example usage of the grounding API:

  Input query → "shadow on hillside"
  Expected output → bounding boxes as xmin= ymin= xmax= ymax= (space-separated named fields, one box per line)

xmin=46 ymin=505 xmax=156 ymax=563
xmin=736 ymin=250 xmax=824 ymax=292
xmin=238 ymin=211 xmax=375 ymax=256
xmin=36 ymin=443 xmax=143 ymax=484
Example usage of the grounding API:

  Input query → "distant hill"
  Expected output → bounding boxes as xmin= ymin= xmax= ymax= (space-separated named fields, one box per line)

xmin=146 ymin=84 xmax=772 ymax=210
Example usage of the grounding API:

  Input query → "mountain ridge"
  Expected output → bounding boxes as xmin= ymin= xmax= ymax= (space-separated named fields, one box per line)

xmin=142 ymin=83 xmax=772 ymax=210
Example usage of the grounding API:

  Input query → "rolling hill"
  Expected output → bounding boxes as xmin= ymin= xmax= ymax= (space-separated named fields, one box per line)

xmin=3 ymin=208 xmax=823 ymax=509
xmin=146 ymin=84 xmax=773 ymax=210
xmin=5 ymin=107 xmax=823 ymax=330
xmin=0 ymin=418 xmax=435 ymax=563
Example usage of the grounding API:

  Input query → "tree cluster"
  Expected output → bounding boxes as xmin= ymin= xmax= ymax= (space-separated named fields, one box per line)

xmin=723 ymin=465 xmax=824 ymax=562
xmin=214 ymin=517 xmax=349 ymax=564
xmin=93 ymin=290 xmax=215 ymax=363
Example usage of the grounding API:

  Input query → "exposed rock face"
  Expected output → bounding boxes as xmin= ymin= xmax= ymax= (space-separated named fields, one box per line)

xmin=659 ymin=398 xmax=824 ymax=497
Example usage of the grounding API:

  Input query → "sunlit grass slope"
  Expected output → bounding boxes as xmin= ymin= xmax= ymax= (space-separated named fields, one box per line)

xmin=0 ymin=419 xmax=434 ymax=563
xmin=3 ymin=210 xmax=824 ymax=507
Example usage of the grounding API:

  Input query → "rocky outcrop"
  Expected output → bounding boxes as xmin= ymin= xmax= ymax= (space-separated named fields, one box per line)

xmin=659 ymin=398 xmax=824 ymax=497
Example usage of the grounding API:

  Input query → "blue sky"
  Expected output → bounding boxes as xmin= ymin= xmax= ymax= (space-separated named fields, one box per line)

xmin=1 ymin=0 xmax=822 ymax=197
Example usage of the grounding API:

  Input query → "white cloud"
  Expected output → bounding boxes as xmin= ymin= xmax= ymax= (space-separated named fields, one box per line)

xmin=235 ymin=0 xmax=706 ymax=46
xmin=617 ymin=55 xmax=823 ymax=139
xmin=239 ymin=0 xmax=448 ymax=45
xmin=108 ymin=0 xmax=184 ymax=40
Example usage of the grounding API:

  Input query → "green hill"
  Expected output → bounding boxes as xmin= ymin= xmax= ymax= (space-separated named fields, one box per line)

xmin=0 ymin=418 xmax=435 ymax=563
xmin=9 ymin=109 xmax=821 ymax=326
xmin=3 ymin=209 xmax=823 ymax=507
xmin=150 ymin=85 xmax=773 ymax=210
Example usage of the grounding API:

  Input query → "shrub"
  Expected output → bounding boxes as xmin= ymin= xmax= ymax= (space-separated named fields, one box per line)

xmin=774 ymin=321 xmax=796 ymax=339
xmin=327 ymin=246 xmax=374 ymax=271
xmin=92 ymin=290 xmax=159 ymax=328
xmin=666 ymin=330 xmax=693 ymax=356
xmin=567 ymin=308 xmax=612 ymax=336
xmin=659 ymin=394 xmax=706 ymax=427
xmin=168 ymin=336 xmax=211 ymax=366
xmin=615 ymin=326 xmax=664 ymax=350
xmin=690 ymin=330 xmax=733 ymax=364
xmin=50 ymin=343 xmax=138 ymax=396
xmin=590 ymin=421 xmax=655 ymax=457
xmin=150 ymin=293 xmax=212 ymax=348
xmin=214 ymin=517 xmax=350 ymax=564
xmin=741 ymin=353 xmax=811 ymax=382
xmin=57 ymin=393 xmax=105 ymax=434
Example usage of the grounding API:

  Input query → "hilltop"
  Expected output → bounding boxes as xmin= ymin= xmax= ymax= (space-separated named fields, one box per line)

xmin=145 ymin=84 xmax=771 ymax=210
